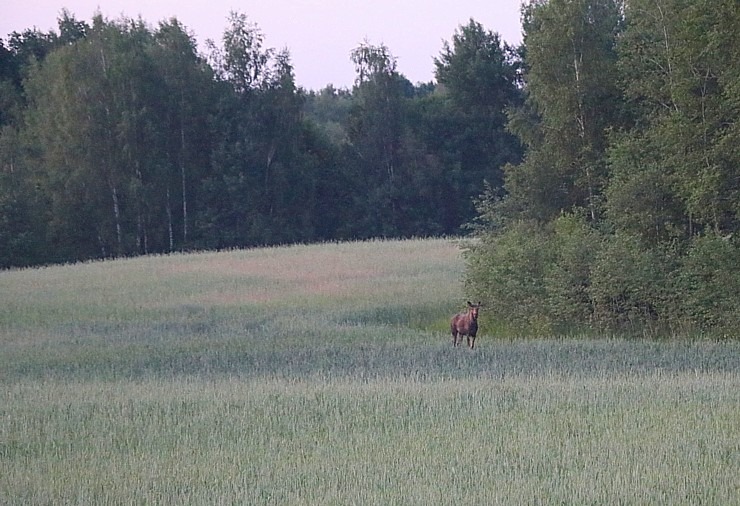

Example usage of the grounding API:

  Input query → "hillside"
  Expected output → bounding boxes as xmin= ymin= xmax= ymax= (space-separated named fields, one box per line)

xmin=0 ymin=238 xmax=469 ymax=380
xmin=1 ymin=238 xmax=739 ymax=504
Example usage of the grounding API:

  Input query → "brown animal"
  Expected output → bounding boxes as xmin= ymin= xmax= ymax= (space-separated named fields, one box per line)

xmin=451 ymin=301 xmax=482 ymax=349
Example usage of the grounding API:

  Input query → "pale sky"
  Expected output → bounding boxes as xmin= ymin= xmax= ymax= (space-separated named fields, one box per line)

xmin=2 ymin=1 xmax=524 ymax=90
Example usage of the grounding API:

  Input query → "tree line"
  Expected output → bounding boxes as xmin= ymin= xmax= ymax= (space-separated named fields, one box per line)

xmin=465 ymin=0 xmax=739 ymax=334
xmin=2 ymin=1 xmax=738 ymax=334
xmin=0 ymin=10 xmax=521 ymax=267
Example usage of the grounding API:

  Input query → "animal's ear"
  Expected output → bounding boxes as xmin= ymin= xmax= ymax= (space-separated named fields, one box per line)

xmin=467 ymin=301 xmax=472 ymax=306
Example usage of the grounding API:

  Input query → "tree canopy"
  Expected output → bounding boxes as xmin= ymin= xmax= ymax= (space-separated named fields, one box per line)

xmin=466 ymin=0 xmax=739 ymax=335
xmin=0 ymin=11 xmax=522 ymax=266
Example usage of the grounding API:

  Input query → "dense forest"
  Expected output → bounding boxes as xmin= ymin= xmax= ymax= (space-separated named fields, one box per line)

xmin=1 ymin=0 xmax=738 ymax=333
xmin=0 ymin=10 xmax=520 ymax=266
xmin=465 ymin=0 xmax=739 ymax=334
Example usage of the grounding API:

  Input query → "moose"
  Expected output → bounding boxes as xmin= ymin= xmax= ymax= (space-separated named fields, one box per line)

xmin=451 ymin=301 xmax=482 ymax=349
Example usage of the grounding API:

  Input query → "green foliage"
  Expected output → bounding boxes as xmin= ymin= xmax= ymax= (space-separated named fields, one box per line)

xmin=509 ymin=0 xmax=623 ymax=222
xmin=3 ymin=3 xmax=737 ymax=335
xmin=19 ymin=15 xmax=217 ymax=259
xmin=464 ymin=0 xmax=740 ymax=334
xmin=588 ymin=233 xmax=668 ymax=329
xmin=673 ymin=234 xmax=740 ymax=331
xmin=0 ymin=171 xmax=47 ymax=268
xmin=605 ymin=129 xmax=687 ymax=244
xmin=212 ymin=11 xmax=271 ymax=93
xmin=465 ymin=220 xmax=553 ymax=332
xmin=432 ymin=19 xmax=523 ymax=218
xmin=345 ymin=42 xmax=409 ymax=237
xmin=615 ymin=0 xmax=740 ymax=236
xmin=545 ymin=213 xmax=600 ymax=326
xmin=435 ymin=18 xmax=521 ymax=121
xmin=0 ymin=12 xmax=525 ymax=267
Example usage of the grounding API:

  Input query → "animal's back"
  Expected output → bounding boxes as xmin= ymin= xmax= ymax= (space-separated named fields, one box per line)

xmin=451 ymin=312 xmax=476 ymax=336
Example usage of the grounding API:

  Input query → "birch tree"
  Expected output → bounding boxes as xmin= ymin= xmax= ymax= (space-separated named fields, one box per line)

xmin=506 ymin=0 xmax=624 ymax=221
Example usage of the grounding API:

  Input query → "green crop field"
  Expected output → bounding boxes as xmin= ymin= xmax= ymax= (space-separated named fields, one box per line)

xmin=1 ymin=239 xmax=739 ymax=504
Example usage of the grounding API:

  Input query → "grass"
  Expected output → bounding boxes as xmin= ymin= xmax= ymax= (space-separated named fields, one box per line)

xmin=1 ymin=238 xmax=739 ymax=504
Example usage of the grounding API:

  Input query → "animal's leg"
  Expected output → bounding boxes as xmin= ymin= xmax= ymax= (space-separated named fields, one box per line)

xmin=469 ymin=336 xmax=476 ymax=349
xmin=452 ymin=331 xmax=459 ymax=346
xmin=466 ymin=335 xmax=471 ymax=348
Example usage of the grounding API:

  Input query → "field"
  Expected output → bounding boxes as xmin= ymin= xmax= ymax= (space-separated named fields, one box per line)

xmin=1 ymin=238 xmax=739 ymax=504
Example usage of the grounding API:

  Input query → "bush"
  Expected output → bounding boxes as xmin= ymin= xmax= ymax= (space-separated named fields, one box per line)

xmin=464 ymin=220 xmax=553 ymax=333
xmin=588 ymin=233 xmax=668 ymax=329
xmin=465 ymin=214 xmax=738 ymax=336
xmin=544 ymin=213 xmax=600 ymax=328
xmin=673 ymin=234 xmax=740 ymax=332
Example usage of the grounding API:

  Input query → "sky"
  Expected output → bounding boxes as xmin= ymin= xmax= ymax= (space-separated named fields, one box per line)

xmin=2 ymin=1 xmax=524 ymax=91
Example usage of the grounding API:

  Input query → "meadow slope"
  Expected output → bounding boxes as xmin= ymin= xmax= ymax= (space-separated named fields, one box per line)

xmin=1 ymin=238 xmax=739 ymax=504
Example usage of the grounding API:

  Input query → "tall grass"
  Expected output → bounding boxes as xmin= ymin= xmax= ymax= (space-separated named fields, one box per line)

xmin=0 ymin=239 xmax=463 ymax=380
xmin=1 ymin=238 xmax=739 ymax=504
xmin=3 ymin=374 xmax=738 ymax=504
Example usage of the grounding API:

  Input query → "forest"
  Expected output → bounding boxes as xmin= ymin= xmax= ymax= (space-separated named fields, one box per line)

xmin=465 ymin=0 xmax=739 ymax=334
xmin=1 ymin=0 xmax=738 ymax=333
xmin=0 ymin=9 xmax=521 ymax=265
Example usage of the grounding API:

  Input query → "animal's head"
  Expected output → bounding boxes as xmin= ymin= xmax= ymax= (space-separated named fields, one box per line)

xmin=467 ymin=301 xmax=481 ymax=320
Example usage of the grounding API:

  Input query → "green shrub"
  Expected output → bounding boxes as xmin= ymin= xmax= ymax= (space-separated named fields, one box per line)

xmin=544 ymin=213 xmax=600 ymax=328
xmin=464 ymin=220 xmax=553 ymax=333
xmin=588 ymin=233 xmax=668 ymax=329
xmin=466 ymin=209 xmax=740 ymax=335
xmin=673 ymin=234 xmax=740 ymax=332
